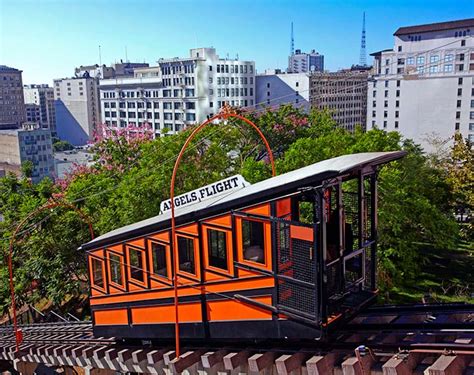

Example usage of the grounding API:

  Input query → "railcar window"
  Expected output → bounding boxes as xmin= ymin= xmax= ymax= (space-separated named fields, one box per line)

xmin=207 ymin=229 xmax=228 ymax=270
xmin=242 ymin=219 xmax=265 ymax=264
xmin=151 ymin=242 xmax=167 ymax=277
xmin=178 ymin=236 xmax=196 ymax=274
xmin=129 ymin=247 xmax=145 ymax=282
xmin=91 ymin=258 xmax=104 ymax=288
xmin=109 ymin=253 xmax=123 ymax=286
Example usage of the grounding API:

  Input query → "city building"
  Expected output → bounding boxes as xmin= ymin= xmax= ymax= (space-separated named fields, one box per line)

xmin=256 ymin=69 xmax=310 ymax=111
xmin=367 ymin=18 xmax=474 ymax=151
xmin=0 ymin=123 xmax=54 ymax=183
xmin=99 ymin=48 xmax=255 ymax=136
xmin=288 ymin=49 xmax=324 ymax=73
xmin=310 ymin=67 xmax=370 ymax=131
xmin=55 ymin=149 xmax=94 ymax=180
xmin=54 ymin=76 xmax=101 ymax=145
xmin=23 ymin=84 xmax=56 ymax=132
xmin=75 ymin=65 xmax=115 ymax=79
xmin=0 ymin=65 xmax=26 ymax=129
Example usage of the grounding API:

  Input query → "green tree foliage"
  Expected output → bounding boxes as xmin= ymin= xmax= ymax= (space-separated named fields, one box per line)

xmin=0 ymin=105 xmax=464 ymax=313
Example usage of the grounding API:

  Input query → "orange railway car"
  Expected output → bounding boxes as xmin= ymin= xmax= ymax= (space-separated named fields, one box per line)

xmin=81 ymin=151 xmax=405 ymax=342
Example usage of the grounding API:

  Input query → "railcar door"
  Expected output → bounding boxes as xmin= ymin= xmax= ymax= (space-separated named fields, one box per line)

xmin=273 ymin=216 xmax=318 ymax=322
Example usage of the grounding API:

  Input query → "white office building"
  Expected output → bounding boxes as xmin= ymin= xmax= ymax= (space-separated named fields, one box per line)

xmin=256 ymin=69 xmax=310 ymax=111
xmin=367 ymin=18 xmax=474 ymax=151
xmin=99 ymin=48 xmax=255 ymax=136
xmin=54 ymin=76 xmax=101 ymax=145
xmin=23 ymin=84 xmax=56 ymax=132
xmin=288 ymin=49 xmax=324 ymax=73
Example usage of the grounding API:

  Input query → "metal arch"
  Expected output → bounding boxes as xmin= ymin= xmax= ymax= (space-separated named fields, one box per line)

xmin=170 ymin=107 xmax=276 ymax=357
xmin=7 ymin=198 xmax=95 ymax=352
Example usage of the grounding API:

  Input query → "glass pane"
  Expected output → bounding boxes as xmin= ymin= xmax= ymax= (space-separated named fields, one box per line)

xmin=92 ymin=258 xmax=104 ymax=288
xmin=178 ymin=236 xmax=195 ymax=274
xmin=242 ymin=219 xmax=265 ymax=264
xmin=109 ymin=253 xmax=123 ymax=285
xmin=152 ymin=242 xmax=167 ymax=277
xmin=207 ymin=229 xmax=228 ymax=270
xmin=129 ymin=248 xmax=144 ymax=282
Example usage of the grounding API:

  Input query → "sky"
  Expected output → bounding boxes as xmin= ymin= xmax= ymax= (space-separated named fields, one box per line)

xmin=1 ymin=0 xmax=473 ymax=85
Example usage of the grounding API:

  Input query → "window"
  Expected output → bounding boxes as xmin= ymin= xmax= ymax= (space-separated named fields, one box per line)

xmin=151 ymin=242 xmax=167 ymax=277
xmin=471 ymin=100 xmax=474 ymax=108
xmin=241 ymin=219 xmax=265 ymax=264
xmin=109 ymin=253 xmax=123 ymax=286
xmin=178 ymin=236 xmax=195 ymax=274
xmin=406 ymin=57 xmax=414 ymax=65
xmin=456 ymin=111 xmax=461 ymax=119
xmin=430 ymin=55 xmax=439 ymax=63
xmin=395 ymin=121 xmax=399 ymax=129
xmin=469 ymin=123 xmax=474 ymax=131
xmin=385 ymin=81 xmax=389 ymax=88
xmin=445 ymin=54 xmax=454 ymax=62
xmin=471 ymin=112 xmax=474 ymax=120
xmin=129 ymin=247 xmax=145 ymax=282
xmin=457 ymin=100 xmax=462 ymax=108
xmin=207 ymin=229 xmax=228 ymax=270
xmin=397 ymin=80 xmax=401 ymax=87
xmin=417 ymin=56 xmax=425 ymax=65
xmin=91 ymin=258 xmax=104 ymax=288
xmin=455 ymin=123 xmax=460 ymax=131
xmin=398 ymin=46 xmax=402 ymax=52
xmin=396 ymin=100 xmax=400 ymax=108
xmin=429 ymin=65 xmax=438 ymax=73
xmin=458 ymin=88 xmax=463 ymax=96
xmin=461 ymin=40 xmax=466 ymax=47
xmin=444 ymin=64 xmax=453 ymax=72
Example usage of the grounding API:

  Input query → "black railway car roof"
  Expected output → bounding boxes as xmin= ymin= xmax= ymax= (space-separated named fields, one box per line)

xmin=81 ymin=151 xmax=405 ymax=251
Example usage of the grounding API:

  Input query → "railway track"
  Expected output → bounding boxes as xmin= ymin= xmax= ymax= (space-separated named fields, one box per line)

xmin=0 ymin=303 xmax=473 ymax=374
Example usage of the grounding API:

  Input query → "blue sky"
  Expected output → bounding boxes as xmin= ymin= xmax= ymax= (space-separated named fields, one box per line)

xmin=1 ymin=0 xmax=473 ymax=84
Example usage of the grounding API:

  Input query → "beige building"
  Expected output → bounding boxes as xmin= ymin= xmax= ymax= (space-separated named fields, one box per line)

xmin=24 ymin=84 xmax=56 ymax=132
xmin=54 ymin=76 xmax=101 ymax=145
xmin=310 ymin=67 xmax=370 ymax=132
xmin=0 ymin=65 xmax=26 ymax=129
xmin=0 ymin=123 xmax=54 ymax=183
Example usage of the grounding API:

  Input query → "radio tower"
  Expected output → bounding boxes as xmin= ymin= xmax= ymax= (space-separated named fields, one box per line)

xmin=359 ymin=12 xmax=367 ymax=66
xmin=290 ymin=22 xmax=294 ymax=56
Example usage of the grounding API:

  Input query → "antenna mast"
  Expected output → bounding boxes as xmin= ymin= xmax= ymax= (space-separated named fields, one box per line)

xmin=99 ymin=45 xmax=102 ymax=65
xmin=290 ymin=22 xmax=294 ymax=56
xmin=359 ymin=12 xmax=367 ymax=66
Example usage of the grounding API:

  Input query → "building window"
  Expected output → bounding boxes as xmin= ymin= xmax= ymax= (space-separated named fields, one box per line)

xmin=178 ymin=236 xmax=196 ymax=275
xmin=455 ymin=123 xmax=460 ymax=131
xmin=430 ymin=55 xmax=439 ymax=63
xmin=398 ymin=46 xmax=402 ymax=52
xmin=456 ymin=111 xmax=461 ymax=119
xmin=129 ymin=247 xmax=145 ymax=283
xmin=151 ymin=242 xmax=167 ymax=278
xmin=458 ymin=88 xmax=463 ymax=96
xmin=385 ymin=81 xmax=389 ymax=87
xmin=444 ymin=64 xmax=453 ymax=72
xmin=396 ymin=100 xmax=400 ymax=108
xmin=417 ymin=56 xmax=425 ymax=65
xmin=384 ymin=90 xmax=388 ymax=98
xmin=109 ymin=253 xmax=123 ymax=286
xmin=91 ymin=258 xmax=104 ymax=288
xmin=459 ymin=78 xmax=463 ymax=85
xmin=395 ymin=111 xmax=399 ymax=118
xmin=207 ymin=229 xmax=228 ymax=271
xmin=429 ymin=65 xmax=438 ymax=73
xmin=445 ymin=54 xmax=454 ymax=62
xmin=461 ymin=40 xmax=466 ymax=47
xmin=397 ymin=80 xmax=401 ymax=87
xmin=383 ymin=121 xmax=387 ymax=128
xmin=242 ymin=219 xmax=265 ymax=265
xmin=384 ymin=111 xmax=388 ymax=118
xmin=470 ymin=111 xmax=474 ymax=120
xmin=395 ymin=121 xmax=399 ymax=129
xmin=469 ymin=123 xmax=474 ymax=131
xmin=457 ymin=100 xmax=462 ymax=108
xmin=396 ymin=90 xmax=400 ymax=97
xmin=384 ymin=100 xmax=388 ymax=108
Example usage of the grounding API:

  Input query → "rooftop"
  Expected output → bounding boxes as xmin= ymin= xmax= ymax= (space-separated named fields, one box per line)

xmin=82 ymin=151 xmax=406 ymax=250
xmin=0 ymin=65 xmax=21 ymax=72
xmin=394 ymin=18 xmax=474 ymax=36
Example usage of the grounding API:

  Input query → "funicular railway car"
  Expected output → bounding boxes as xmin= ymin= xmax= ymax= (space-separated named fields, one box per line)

xmin=81 ymin=151 xmax=406 ymax=341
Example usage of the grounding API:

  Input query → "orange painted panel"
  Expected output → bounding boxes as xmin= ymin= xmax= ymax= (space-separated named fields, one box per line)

xmin=243 ymin=203 xmax=270 ymax=216
xmin=90 ymin=288 xmax=105 ymax=297
xmin=107 ymin=244 xmax=123 ymax=254
xmin=276 ymin=198 xmax=292 ymax=218
xmin=290 ymin=225 xmax=314 ymax=241
xmin=94 ymin=309 xmax=128 ymax=325
xmin=128 ymin=238 xmax=145 ymax=249
xmin=203 ymin=214 xmax=232 ymax=228
xmin=132 ymin=303 xmax=202 ymax=324
xmin=177 ymin=223 xmax=199 ymax=236
xmin=149 ymin=231 xmax=170 ymax=243
xmin=207 ymin=296 xmax=273 ymax=321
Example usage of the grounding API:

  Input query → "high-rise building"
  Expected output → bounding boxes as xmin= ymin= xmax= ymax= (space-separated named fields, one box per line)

xmin=54 ymin=76 xmax=101 ymax=145
xmin=310 ymin=67 xmax=370 ymax=132
xmin=367 ymin=18 xmax=474 ymax=151
xmin=0 ymin=65 xmax=26 ymax=130
xmin=256 ymin=69 xmax=310 ymax=111
xmin=23 ymin=84 xmax=56 ymax=132
xmin=0 ymin=123 xmax=54 ymax=183
xmin=99 ymin=48 xmax=255 ymax=136
xmin=288 ymin=49 xmax=324 ymax=73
